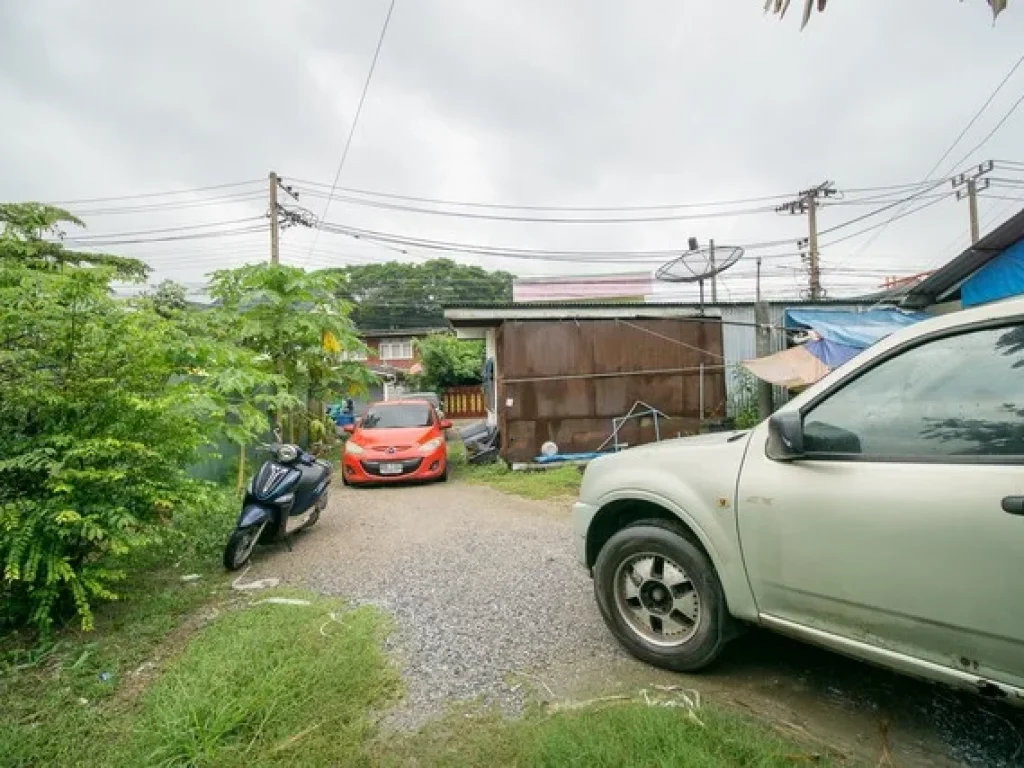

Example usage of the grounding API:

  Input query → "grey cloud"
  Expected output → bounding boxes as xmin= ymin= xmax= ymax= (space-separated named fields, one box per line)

xmin=1 ymin=0 xmax=1023 ymax=295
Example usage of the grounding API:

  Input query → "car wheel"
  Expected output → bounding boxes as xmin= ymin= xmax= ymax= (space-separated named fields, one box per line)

xmin=438 ymin=462 xmax=449 ymax=483
xmin=593 ymin=520 xmax=727 ymax=672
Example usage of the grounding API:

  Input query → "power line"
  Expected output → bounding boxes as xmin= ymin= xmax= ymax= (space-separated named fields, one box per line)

xmin=843 ymin=53 xmax=1024 ymax=261
xmin=308 ymin=0 xmax=397 ymax=258
xmin=62 ymin=216 xmax=266 ymax=242
xmin=64 ymin=225 xmax=269 ymax=248
xmin=294 ymin=185 xmax=782 ymax=224
xmin=66 ymin=191 xmax=267 ymax=217
xmin=926 ymin=53 xmax=1024 ymax=180
xmin=44 ymin=180 xmax=264 ymax=206
xmin=290 ymin=175 xmax=952 ymax=214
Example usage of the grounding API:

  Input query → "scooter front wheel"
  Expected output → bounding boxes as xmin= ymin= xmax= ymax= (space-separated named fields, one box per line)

xmin=223 ymin=526 xmax=261 ymax=571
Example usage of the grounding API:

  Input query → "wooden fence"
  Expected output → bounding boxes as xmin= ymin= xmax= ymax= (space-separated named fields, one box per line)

xmin=442 ymin=385 xmax=487 ymax=419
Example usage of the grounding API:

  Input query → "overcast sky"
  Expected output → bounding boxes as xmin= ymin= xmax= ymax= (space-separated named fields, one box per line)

xmin=2 ymin=0 xmax=1023 ymax=301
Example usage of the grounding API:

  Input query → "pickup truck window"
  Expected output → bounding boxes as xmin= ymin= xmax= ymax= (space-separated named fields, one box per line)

xmin=802 ymin=323 xmax=1024 ymax=460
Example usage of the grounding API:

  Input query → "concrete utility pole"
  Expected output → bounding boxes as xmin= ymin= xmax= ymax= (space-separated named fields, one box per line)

xmin=754 ymin=298 xmax=774 ymax=420
xmin=952 ymin=161 xmax=993 ymax=245
xmin=777 ymin=181 xmax=836 ymax=300
xmin=269 ymin=171 xmax=281 ymax=265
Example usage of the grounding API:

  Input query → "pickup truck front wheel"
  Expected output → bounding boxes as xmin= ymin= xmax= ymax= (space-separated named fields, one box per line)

xmin=593 ymin=521 xmax=726 ymax=672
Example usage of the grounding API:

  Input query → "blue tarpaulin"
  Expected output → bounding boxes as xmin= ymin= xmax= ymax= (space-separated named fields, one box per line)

xmin=962 ymin=239 xmax=1024 ymax=308
xmin=784 ymin=308 xmax=927 ymax=349
xmin=804 ymin=338 xmax=861 ymax=368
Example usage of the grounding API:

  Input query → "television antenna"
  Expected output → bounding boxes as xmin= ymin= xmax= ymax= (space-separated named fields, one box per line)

xmin=655 ymin=238 xmax=744 ymax=312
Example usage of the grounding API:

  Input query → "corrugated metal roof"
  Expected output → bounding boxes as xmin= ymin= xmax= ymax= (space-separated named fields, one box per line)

xmin=444 ymin=297 xmax=877 ymax=311
xmin=357 ymin=326 xmax=448 ymax=337
xmin=903 ymin=206 xmax=1024 ymax=308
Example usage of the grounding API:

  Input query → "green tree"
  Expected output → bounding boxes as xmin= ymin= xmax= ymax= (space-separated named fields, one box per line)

xmin=0 ymin=262 xmax=282 ymax=631
xmin=410 ymin=334 xmax=485 ymax=392
xmin=148 ymin=279 xmax=189 ymax=317
xmin=330 ymin=258 xmax=513 ymax=329
xmin=208 ymin=264 xmax=375 ymax=440
xmin=0 ymin=203 xmax=147 ymax=280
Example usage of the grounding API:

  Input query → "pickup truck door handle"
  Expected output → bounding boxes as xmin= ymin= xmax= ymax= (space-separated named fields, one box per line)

xmin=1002 ymin=496 xmax=1024 ymax=516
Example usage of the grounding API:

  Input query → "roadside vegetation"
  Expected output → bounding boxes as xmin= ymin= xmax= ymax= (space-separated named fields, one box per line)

xmin=3 ymin=569 xmax=820 ymax=767
xmin=384 ymin=705 xmax=831 ymax=767
xmin=449 ymin=442 xmax=584 ymax=500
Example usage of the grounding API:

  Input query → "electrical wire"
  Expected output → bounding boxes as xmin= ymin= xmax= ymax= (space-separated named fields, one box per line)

xmin=295 ymin=185 xmax=781 ymax=224
xmin=841 ymin=53 xmax=1024 ymax=262
xmin=61 ymin=216 xmax=266 ymax=242
xmin=289 ymin=175 xmax=947 ymax=214
xmin=309 ymin=0 xmax=396 ymax=258
xmin=66 ymin=191 xmax=267 ymax=217
xmin=44 ymin=180 xmax=264 ymax=206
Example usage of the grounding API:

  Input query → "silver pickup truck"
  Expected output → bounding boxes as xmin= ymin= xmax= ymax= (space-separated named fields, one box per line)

xmin=573 ymin=296 xmax=1024 ymax=703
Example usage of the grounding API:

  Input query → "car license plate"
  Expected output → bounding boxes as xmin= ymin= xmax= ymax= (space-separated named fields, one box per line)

xmin=380 ymin=462 xmax=403 ymax=475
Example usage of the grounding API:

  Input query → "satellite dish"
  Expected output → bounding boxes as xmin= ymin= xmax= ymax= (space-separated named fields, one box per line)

xmin=655 ymin=245 xmax=744 ymax=283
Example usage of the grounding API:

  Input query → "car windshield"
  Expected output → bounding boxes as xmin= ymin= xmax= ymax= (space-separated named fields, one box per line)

xmin=406 ymin=393 xmax=439 ymax=407
xmin=361 ymin=404 xmax=433 ymax=429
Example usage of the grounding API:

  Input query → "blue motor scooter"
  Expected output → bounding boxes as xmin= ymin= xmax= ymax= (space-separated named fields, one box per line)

xmin=222 ymin=441 xmax=333 ymax=570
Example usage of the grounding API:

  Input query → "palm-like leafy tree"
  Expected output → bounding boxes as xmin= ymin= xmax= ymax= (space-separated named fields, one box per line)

xmin=765 ymin=0 xmax=1009 ymax=29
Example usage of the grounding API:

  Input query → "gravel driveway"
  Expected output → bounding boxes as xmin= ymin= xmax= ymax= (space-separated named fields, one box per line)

xmin=245 ymin=481 xmax=1024 ymax=767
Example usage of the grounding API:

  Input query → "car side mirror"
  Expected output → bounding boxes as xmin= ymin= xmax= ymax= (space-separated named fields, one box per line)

xmin=439 ymin=419 xmax=453 ymax=430
xmin=343 ymin=424 xmax=355 ymax=434
xmin=767 ymin=411 xmax=804 ymax=461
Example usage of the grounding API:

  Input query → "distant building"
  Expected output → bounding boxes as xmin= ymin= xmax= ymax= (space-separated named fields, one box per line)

xmin=346 ymin=327 xmax=447 ymax=409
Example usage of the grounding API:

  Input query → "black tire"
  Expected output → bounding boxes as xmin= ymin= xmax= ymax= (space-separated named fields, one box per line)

xmin=438 ymin=462 xmax=449 ymax=483
xmin=593 ymin=520 xmax=727 ymax=672
xmin=306 ymin=492 xmax=328 ymax=527
xmin=223 ymin=526 xmax=260 ymax=571
xmin=341 ymin=473 xmax=351 ymax=487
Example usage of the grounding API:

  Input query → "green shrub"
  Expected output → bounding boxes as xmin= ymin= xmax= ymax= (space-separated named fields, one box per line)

xmin=0 ymin=245 xmax=283 ymax=633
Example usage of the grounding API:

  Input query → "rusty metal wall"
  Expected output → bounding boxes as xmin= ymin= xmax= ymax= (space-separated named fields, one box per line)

xmin=497 ymin=318 xmax=725 ymax=462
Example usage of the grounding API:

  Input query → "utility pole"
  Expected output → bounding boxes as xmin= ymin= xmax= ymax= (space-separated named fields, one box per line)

xmin=754 ymin=256 xmax=773 ymax=419
xmin=952 ymin=160 xmax=993 ymax=245
xmin=269 ymin=170 xmax=281 ymax=265
xmin=776 ymin=181 xmax=836 ymax=300
xmin=755 ymin=256 xmax=762 ymax=304
xmin=709 ymin=239 xmax=718 ymax=303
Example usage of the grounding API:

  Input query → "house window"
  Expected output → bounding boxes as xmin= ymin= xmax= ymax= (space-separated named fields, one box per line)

xmin=343 ymin=349 xmax=368 ymax=362
xmin=379 ymin=339 xmax=414 ymax=361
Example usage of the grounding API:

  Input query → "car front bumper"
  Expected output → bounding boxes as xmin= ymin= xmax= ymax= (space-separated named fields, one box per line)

xmin=342 ymin=447 xmax=447 ymax=485
xmin=572 ymin=501 xmax=599 ymax=569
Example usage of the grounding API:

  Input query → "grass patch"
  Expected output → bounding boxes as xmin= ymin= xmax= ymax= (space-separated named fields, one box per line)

xmin=448 ymin=440 xmax=583 ymax=501
xmin=458 ymin=462 xmax=583 ymax=500
xmin=125 ymin=595 xmax=399 ymax=767
xmin=0 ymin=569 xmax=234 ymax=767
xmin=381 ymin=705 xmax=831 ymax=767
xmin=1 ymin=590 xmax=400 ymax=767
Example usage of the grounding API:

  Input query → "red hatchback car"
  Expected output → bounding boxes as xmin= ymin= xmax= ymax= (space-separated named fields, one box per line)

xmin=342 ymin=400 xmax=451 ymax=486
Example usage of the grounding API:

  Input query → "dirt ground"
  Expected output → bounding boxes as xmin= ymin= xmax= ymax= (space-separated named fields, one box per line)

xmin=245 ymin=480 xmax=1024 ymax=767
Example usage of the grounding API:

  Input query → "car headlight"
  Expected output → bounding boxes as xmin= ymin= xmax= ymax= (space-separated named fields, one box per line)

xmin=276 ymin=444 xmax=299 ymax=463
xmin=345 ymin=441 xmax=365 ymax=455
xmin=419 ymin=437 xmax=444 ymax=455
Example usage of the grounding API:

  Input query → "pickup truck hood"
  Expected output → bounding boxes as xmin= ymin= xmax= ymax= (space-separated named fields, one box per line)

xmin=624 ymin=430 xmax=749 ymax=454
xmin=580 ymin=430 xmax=755 ymax=507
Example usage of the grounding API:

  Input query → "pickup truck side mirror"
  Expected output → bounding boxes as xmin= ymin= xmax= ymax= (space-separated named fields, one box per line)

xmin=767 ymin=411 xmax=805 ymax=461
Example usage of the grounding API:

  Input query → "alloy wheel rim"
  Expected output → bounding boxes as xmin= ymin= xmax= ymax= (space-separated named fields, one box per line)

xmin=233 ymin=529 xmax=258 ymax=568
xmin=613 ymin=552 xmax=700 ymax=647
